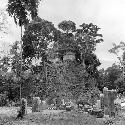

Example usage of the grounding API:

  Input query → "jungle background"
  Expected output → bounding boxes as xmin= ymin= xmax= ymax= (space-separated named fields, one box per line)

xmin=0 ymin=0 xmax=125 ymax=107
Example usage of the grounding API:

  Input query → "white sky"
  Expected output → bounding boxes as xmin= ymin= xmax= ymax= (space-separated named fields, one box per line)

xmin=0 ymin=0 xmax=125 ymax=69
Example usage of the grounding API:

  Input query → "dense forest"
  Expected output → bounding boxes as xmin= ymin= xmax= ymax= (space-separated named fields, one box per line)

xmin=0 ymin=0 xmax=125 ymax=105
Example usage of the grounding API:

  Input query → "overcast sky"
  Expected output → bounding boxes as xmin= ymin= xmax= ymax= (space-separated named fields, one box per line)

xmin=0 ymin=0 xmax=125 ymax=69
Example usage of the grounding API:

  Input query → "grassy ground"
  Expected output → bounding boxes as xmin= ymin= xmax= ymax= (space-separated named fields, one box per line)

xmin=0 ymin=110 xmax=102 ymax=125
xmin=0 ymin=107 xmax=125 ymax=125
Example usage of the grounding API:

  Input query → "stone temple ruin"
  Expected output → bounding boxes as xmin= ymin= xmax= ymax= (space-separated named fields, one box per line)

xmin=43 ymin=36 xmax=100 ymax=107
xmin=102 ymin=87 xmax=117 ymax=117
xmin=20 ymin=36 xmax=118 ymax=118
xmin=45 ymin=38 xmax=88 ymax=100
xmin=45 ymin=38 xmax=118 ymax=117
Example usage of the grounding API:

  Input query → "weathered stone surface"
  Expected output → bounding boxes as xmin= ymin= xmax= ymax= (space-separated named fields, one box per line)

xmin=95 ymin=100 xmax=101 ymax=110
xmin=40 ymin=100 xmax=48 ymax=110
xmin=32 ymin=97 xmax=41 ymax=112
xmin=16 ymin=98 xmax=27 ymax=119
xmin=103 ymin=87 xmax=109 ymax=107
xmin=100 ymin=94 xmax=104 ymax=110
xmin=102 ymin=88 xmax=117 ymax=117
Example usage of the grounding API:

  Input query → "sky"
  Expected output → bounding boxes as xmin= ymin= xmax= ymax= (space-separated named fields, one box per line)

xmin=0 ymin=0 xmax=125 ymax=69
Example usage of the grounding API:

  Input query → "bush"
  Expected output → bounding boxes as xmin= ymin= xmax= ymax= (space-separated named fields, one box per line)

xmin=76 ymin=87 xmax=101 ymax=109
xmin=0 ymin=94 xmax=7 ymax=106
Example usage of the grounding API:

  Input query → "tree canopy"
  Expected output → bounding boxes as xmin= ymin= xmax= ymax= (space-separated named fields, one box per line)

xmin=4 ymin=2 xmax=105 ymax=101
xmin=7 ymin=0 xmax=42 ymax=26
xmin=21 ymin=18 xmax=103 ymax=100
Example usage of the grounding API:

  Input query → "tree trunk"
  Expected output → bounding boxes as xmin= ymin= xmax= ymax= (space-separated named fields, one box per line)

xmin=20 ymin=25 xmax=23 ymax=102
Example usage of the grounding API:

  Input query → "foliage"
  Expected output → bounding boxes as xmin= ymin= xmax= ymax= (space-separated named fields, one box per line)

xmin=109 ymin=42 xmax=125 ymax=65
xmin=56 ymin=21 xmax=102 ymax=76
xmin=22 ymin=17 xmax=57 ymax=60
xmin=84 ymin=52 xmax=101 ymax=77
xmin=23 ymin=19 xmax=102 ymax=79
xmin=6 ymin=0 xmax=43 ymax=101
xmin=7 ymin=0 xmax=41 ymax=26
xmin=9 ymin=41 xmax=21 ymax=76
xmin=114 ymin=77 xmax=125 ymax=94
xmin=97 ymin=68 xmax=105 ymax=91
xmin=75 ymin=23 xmax=103 ymax=54
xmin=6 ymin=40 xmax=48 ymax=100
xmin=58 ymin=20 xmax=76 ymax=34
xmin=0 ymin=15 xmax=104 ymax=101
xmin=104 ymin=64 xmax=122 ymax=89
xmin=0 ymin=93 xmax=8 ymax=106
xmin=109 ymin=41 xmax=125 ymax=93
xmin=22 ymin=19 xmax=103 ymax=65
xmin=20 ymin=19 xmax=103 ymax=100
xmin=97 ymin=63 xmax=123 ymax=92
xmin=0 ymin=41 xmax=31 ymax=101
xmin=77 ymin=87 xmax=101 ymax=105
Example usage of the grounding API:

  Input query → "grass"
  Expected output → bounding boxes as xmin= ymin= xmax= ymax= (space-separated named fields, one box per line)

xmin=0 ymin=109 xmax=105 ymax=125
xmin=0 ymin=107 xmax=125 ymax=125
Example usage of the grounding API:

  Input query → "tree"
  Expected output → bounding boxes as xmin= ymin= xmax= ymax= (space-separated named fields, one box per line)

xmin=7 ymin=0 xmax=42 ymax=100
xmin=22 ymin=18 xmax=58 ymax=98
xmin=9 ymin=41 xmax=21 ymax=76
xmin=56 ymin=21 xmax=102 ymax=77
xmin=114 ymin=77 xmax=125 ymax=94
xmin=22 ymin=17 xmax=57 ymax=60
xmin=75 ymin=23 xmax=103 ymax=54
xmin=8 ymin=40 xmax=49 ymax=99
xmin=0 ymin=53 xmax=22 ymax=101
xmin=97 ymin=68 xmax=105 ymax=91
xmin=109 ymin=42 xmax=125 ymax=92
xmin=58 ymin=20 xmax=76 ymax=34
xmin=22 ymin=20 xmax=103 ymax=69
xmin=105 ymin=64 xmax=122 ymax=89
xmin=7 ymin=0 xmax=42 ymax=71
xmin=7 ymin=0 xmax=42 ymax=75
xmin=7 ymin=0 xmax=42 ymax=27
xmin=109 ymin=42 xmax=125 ymax=65
xmin=9 ymin=41 xmax=30 ymax=76
xmin=98 ymin=63 xmax=122 ymax=91
xmin=47 ymin=21 xmax=103 ymax=100
xmin=20 ymin=19 xmax=103 ymax=101
xmin=84 ymin=52 xmax=101 ymax=78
